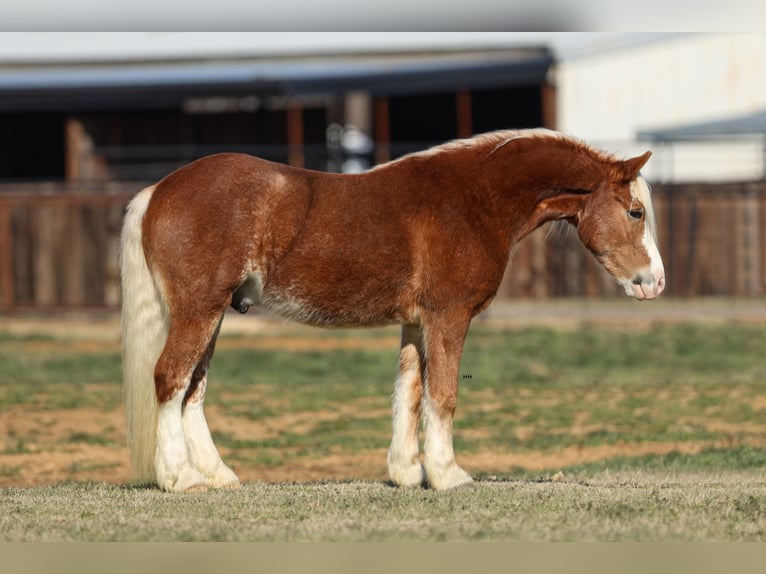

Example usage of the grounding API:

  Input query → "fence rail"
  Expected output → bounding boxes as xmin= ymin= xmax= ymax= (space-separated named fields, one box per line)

xmin=1 ymin=180 xmax=766 ymax=313
xmin=0 ymin=184 xmax=141 ymax=312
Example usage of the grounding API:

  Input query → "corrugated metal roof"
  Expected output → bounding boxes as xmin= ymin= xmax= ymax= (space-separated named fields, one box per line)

xmin=0 ymin=48 xmax=553 ymax=112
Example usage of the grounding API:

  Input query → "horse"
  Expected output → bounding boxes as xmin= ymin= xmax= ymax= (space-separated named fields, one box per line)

xmin=120 ymin=128 xmax=665 ymax=492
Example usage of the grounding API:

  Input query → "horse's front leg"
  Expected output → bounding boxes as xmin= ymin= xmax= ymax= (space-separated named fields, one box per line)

xmin=388 ymin=324 xmax=426 ymax=487
xmin=421 ymin=316 xmax=473 ymax=491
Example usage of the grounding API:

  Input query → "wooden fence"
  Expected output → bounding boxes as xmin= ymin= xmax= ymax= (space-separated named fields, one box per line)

xmin=1 ymin=180 xmax=766 ymax=312
xmin=0 ymin=183 xmax=140 ymax=312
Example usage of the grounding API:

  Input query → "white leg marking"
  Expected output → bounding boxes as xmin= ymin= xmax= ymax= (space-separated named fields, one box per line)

xmin=155 ymin=392 xmax=206 ymax=492
xmin=422 ymin=391 xmax=473 ymax=491
xmin=387 ymin=347 xmax=426 ymax=487
xmin=183 ymin=399 xmax=240 ymax=489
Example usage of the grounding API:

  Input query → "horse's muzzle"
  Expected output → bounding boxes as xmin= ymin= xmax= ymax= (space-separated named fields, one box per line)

xmin=628 ymin=271 xmax=666 ymax=300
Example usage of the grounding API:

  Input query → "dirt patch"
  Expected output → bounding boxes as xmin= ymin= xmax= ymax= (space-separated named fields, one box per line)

xmin=0 ymin=334 xmax=401 ymax=355
xmin=4 ymin=303 xmax=766 ymax=487
xmin=0 ymin=405 xmax=128 ymax=486
xmin=206 ymin=399 xmax=392 ymax=441
xmin=3 ymin=403 xmax=765 ymax=487
xmin=217 ymin=336 xmax=401 ymax=352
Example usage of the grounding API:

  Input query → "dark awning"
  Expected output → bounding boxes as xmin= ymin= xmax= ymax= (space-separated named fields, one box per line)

xmin=638 ymin=110 xmax=766 ymax=142
xmin=0 ymin=48 xmax=553 ymax=112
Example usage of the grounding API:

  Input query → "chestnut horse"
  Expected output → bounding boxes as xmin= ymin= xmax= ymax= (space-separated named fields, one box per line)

xmin=120 ymin=129 xmax=665 ymax=492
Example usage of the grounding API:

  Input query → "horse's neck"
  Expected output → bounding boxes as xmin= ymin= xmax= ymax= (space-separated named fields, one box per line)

xmin=477 ymin=143 xmax=607 ymax=243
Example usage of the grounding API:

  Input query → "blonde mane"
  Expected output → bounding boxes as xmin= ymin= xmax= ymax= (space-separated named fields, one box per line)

xmin=374 ymin=128 xmax=618 ymax=168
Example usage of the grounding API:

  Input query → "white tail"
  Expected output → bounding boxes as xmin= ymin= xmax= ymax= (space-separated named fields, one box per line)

xmin=120 ymin=185 xmax=167 ymax=482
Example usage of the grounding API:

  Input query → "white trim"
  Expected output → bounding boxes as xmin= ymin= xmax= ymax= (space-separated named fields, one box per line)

xmin=155 ymin=392 xmax=206 ymax=492
xmin=387 ymin=334 xmax=426 ymax=487
xmin=183 ymin=400 xmax=240 ymax=488
xmin=421 ymin=389 xmax=473 ymax=491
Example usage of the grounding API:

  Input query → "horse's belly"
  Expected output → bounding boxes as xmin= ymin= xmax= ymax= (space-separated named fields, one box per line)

xmin=260 ymin=276 xmax=414 ymax=328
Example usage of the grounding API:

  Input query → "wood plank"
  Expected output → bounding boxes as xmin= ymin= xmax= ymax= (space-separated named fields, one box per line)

xmin=63 ymin=205 xmax=85 ymax=305
xmin=287 ymin=103 xmax=304 ymax=168
xmin=373 ymin=97 xmax=390 ymax=165
xmin=34 ymin=205 xmax=58 ymax=305
xmin=455 ymin=90 xmax=472 ymax=138
xmin=0 ymin=202 xmax=14 ymax=311
xmin=541 ymin=82 xmax=557 ymax=129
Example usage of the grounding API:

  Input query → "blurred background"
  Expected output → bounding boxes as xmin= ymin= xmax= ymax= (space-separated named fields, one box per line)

xmin=1 ymin=32 xmax=765 ymax=313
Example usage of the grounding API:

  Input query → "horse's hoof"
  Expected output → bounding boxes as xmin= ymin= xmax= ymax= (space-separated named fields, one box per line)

xmin=424 ymin=464 xmax=474 ymax=491
xmin=161 ymin=463 xmax=207 ymax=493
xmin=183 ymin=484 xmax=210 ymax=493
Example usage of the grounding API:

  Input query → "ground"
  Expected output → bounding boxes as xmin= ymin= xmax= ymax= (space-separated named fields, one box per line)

xmin=3 ymin=297 xmax=766 ymax=487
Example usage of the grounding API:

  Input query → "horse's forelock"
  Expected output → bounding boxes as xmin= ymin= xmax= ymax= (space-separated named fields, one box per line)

xmin=631 ymin=175 xmax=657 ymax=241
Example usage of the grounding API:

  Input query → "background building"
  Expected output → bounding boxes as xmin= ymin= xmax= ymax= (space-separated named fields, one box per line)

xmin=1 ymin=33 xmax=765 ymax=311
xmin=556 ymin=33 xmax=766 ymax=183
xmin=0 ymin=33 xmax=555 ymax=182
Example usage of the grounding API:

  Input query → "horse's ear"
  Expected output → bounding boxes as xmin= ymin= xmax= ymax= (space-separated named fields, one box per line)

xmin=615 ymin=151 xmax=652 ymax=182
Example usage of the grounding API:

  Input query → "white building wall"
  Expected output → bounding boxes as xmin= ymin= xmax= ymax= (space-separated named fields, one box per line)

xmin=556 ymin=33 xmax=766 ymax=182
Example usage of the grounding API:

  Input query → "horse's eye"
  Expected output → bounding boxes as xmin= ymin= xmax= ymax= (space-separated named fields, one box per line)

xmin=628 ymin=209 xmax=643 ymax=220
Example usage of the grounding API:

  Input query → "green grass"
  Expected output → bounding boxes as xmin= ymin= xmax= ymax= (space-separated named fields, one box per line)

xmin=487 ymin=445 xmax=766 ymax=480
xmin=461 ymin=323 xmax=766 ymax=386
xmin=3 ymin=320 xmax=766 ymax=540
xmin=4 ymin=321 xmax=766 ymax=400
xmin=3 ymin=322 xmax=766 ymax=460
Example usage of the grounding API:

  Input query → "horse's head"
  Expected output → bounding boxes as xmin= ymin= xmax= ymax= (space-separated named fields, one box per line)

xmin=536 ymin=150 xmax=665 ymax=300
xmin=580 ymin=151 xmax=665 ymax=300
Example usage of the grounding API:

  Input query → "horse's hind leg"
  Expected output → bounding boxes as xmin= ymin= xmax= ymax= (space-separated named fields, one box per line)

xmin=387 ymin=324 xmax=426 ymax=487
xmin=182 ymin=317 xmax=240 ymax=489
xmin=154 ymin=313 xmax=224 ymax=492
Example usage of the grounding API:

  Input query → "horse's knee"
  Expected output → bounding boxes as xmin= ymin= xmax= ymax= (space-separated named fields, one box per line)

xmin=155 ymin=317 xmax=221 ymax=405
xmin=183 ymin=362 xmax=209 ymax=407
xmin=424 ymin=382 xmax=457 ymax=419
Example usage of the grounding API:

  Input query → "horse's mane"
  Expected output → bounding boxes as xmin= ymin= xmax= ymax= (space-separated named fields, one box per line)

xmin=376 ymin=128 xmax=619 ymax=168
xmin=382 ymin=128 xmax=657 ymax=241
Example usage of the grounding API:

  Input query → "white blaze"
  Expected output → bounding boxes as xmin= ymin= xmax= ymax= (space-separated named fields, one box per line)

xmin=628 ymin=176 xmax=666 ymax=299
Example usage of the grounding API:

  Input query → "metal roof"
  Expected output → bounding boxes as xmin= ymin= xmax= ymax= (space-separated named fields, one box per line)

xmin=0 ymin=48 xmax=553 ymax=112
xmin=638 ymin=110 xmax=766 ymax=141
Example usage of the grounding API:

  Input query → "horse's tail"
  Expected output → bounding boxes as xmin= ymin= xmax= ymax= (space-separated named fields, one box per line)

xmin=120 ymin=185 xmax=167 ymax=483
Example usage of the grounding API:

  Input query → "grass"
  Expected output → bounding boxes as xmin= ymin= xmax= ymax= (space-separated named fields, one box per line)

xmin=2 ymin=470 xmax=766 ymax=541
xmin=2 ymin=319 xmax=766 ymax=540
xmin=3 ymin=322 xmax=766 ymax=461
